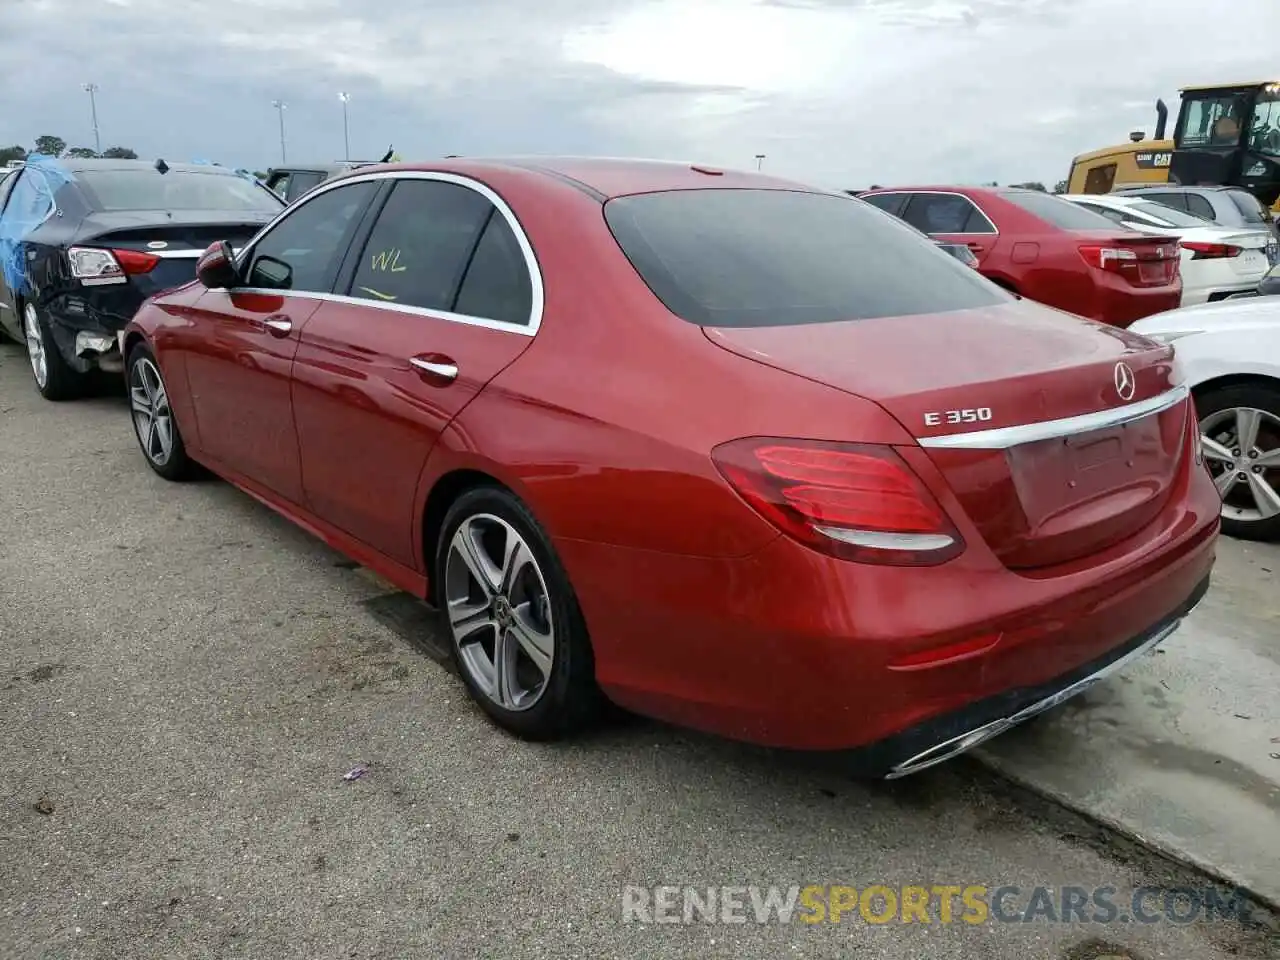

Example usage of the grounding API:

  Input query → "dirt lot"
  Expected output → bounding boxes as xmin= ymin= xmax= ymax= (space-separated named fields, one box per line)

xmin=1 ymin=340 xmax=1276 ymax=960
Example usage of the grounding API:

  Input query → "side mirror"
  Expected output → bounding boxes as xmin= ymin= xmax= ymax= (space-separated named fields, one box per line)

xmin=196 ymin=240 xmax=239 ymax=289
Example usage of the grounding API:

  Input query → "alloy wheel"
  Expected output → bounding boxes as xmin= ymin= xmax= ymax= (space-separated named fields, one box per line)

xmin=23 ymin=304 xmax=47 ymax=388
xmin=444 ymin=513 xmax=556 ymax=711
xmin=1200 ymin=406 xmax=1280 ymax=524
xmin=130 ymin=356 xmax=175 ymax=467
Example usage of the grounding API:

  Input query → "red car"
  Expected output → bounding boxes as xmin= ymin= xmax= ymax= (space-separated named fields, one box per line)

xmin=859 ymin=186 xmax=1183 ymax=327
xmin=122 ymin=159 xmax=1219 ymax=777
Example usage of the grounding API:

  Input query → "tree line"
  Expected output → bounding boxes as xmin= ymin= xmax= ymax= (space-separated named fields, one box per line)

xmin=0 ymin=135 xmax=138 ymax=166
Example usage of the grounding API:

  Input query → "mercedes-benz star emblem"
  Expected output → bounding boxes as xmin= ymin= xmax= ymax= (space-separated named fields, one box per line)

xmin=1113 ymin=361 xmax=1136 ymax=402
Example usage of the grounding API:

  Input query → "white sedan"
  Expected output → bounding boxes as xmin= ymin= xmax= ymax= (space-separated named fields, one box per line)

xmin=1131 ymin=296 xmax=1280 ymax=541
xmin=1065 ymin=193 xmax=1275 ymax=306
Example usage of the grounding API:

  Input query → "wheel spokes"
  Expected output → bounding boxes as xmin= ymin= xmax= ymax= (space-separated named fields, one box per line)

xmin=1246 ymin=472 xmax=1280 ymax=519
xmin=1200 ymin=435 xmax=1234 ymax=464
xmin=1235 ymin=408 xmax=1262 ymax=453
xmin=443 ymin=514 xmax=557 ymax=713
xmin=509 ymin=605 xmax=554 ymax=679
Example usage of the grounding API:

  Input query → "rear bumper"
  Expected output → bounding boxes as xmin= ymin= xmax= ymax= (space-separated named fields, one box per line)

xmin=872 ymin=573 xmax=1208 ymax=778
xmin=40 ymin=287 xmax=147 ymax=374
xmin=563 ymin=457 xmax=1220 ymax=763
xmin=1087 ymin=279 xmax=1182 ymax=328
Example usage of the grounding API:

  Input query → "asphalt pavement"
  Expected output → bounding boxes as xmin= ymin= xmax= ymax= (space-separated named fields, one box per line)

xmin=1 ymin=339 xmax=1276 ymax=960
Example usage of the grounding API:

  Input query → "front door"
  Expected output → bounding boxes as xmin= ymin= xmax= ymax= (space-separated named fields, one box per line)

xmin=292 ymin=175 xmax=539 ymax=566
xmin=181 ymin=178 xmax=379 ymax=503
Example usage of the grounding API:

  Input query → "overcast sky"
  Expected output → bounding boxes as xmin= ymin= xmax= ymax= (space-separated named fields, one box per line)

xmin=3 ymin=0 xmax=1278 ymax=189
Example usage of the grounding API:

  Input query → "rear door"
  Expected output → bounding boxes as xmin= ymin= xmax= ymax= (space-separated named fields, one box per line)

xmin=182 ymin=178 xmax=379 ymax=503
xmin=901 ymin=192 xmax=999 ymax=264
xmin=291 ymin=174 xmax=539 ymax=566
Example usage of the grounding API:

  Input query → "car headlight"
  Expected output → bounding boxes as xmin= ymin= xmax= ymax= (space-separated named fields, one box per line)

xmin=1145 ymin=330 xmax=1202 ymax=343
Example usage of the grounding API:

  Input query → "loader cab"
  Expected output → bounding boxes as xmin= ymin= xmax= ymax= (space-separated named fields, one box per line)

xmin=1171 ymin=82 xmax=1280 ymax=210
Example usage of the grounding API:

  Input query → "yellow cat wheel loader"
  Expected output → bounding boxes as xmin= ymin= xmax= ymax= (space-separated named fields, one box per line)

xmin=1067 ymin=81 xmax=1280 ymax=215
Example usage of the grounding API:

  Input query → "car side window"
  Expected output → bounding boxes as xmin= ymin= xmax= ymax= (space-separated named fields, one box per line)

xmin=902 ymin=194 xmax=994 ymax=235
xmin=347 ymin=179 xmax=492 ymax=312
xmin=1186 ymin=194 xmax=1217 ymax=221
xmin=246 ymin=180 xmax=377 ymax=292
xmin=452 ymin=211 xmax=534 ymax=325
xmin=861 ymin=192 xmax=908 ymax=217
xmin=1145 ymin=192 xmax=1189 ymax=212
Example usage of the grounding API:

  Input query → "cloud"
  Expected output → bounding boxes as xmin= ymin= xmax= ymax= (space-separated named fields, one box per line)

xmin=1 ymin=0 xmax=1278 ymax=187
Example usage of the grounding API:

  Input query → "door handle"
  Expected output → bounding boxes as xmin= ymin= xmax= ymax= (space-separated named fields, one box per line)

xmin=966 ymin=242 xmax=986 ymax=253
xmin=410 ymin=357 xmax=458 ymax=381
xmin=261 ymin=316 xmax=292 ymax=337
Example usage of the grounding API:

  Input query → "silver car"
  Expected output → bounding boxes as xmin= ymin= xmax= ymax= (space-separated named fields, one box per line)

xmin=1115 ymin=185 xmax=1277 ymax=243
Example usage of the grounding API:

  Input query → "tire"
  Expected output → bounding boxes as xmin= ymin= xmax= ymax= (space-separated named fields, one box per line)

xmin=125 ymin=342 xmax=198 ymax=482
xmin=435 ymin=485 xmax=602 ymax=740
xmin=1195 ymin=382 xmax=1280 ymax=542
xmin=22 ymin=301 xmax=87 ymax=402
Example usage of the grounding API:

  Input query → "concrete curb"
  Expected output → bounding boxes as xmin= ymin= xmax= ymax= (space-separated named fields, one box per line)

xmin=975 ymin=751 xmax=1280 ymax=915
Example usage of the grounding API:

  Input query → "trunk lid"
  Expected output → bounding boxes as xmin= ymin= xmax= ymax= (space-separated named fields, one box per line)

xmin=704 ymin=301 xmax=1190 ymax=569
xmin=76 ymin=211 xmax=276 ymax=292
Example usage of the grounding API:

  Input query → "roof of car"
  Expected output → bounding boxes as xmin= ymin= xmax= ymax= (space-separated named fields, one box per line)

xmin=1115 ymin=184 xmax=1242 ymax=194
xmin=57 ymin=159 xmax=244 ymax=176
xmin=341 ymin=156 xmax=815 ymax=200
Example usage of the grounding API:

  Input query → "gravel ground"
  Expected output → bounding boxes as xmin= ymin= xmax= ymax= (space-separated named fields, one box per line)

xmin=0 ymin=340 xmax=1276 ymax=960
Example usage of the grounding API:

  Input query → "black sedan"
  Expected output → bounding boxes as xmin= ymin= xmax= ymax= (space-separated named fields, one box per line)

xmin=0 ymin=158 xmax=284 ymax=400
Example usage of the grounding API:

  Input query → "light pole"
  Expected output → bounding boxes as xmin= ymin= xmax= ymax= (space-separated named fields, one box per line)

xmin=339 ymin=92 xmax=351 ymax=163
xmin=271 ymin=99 xmax=288 ymax=164
xmin=83 ymin=83 xmax=101 ymax=155
xmin=754 ymin=153 xmax=765 ymax=171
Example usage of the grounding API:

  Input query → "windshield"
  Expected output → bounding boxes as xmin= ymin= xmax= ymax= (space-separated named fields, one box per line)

xmin=1250 ymin=87 xmax=1280 ymax=158
xmin=1178 ymin=92 xmax=1249 ymax=147
xmin=1124 ymin=200 xmax=1213 ymax=228
xmin=602 ymin=189 xmax=1007 ymax=328
xmin=76 ymin=168 xmax=285 ymax=213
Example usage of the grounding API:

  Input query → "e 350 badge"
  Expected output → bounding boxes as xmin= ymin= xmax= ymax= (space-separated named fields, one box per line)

xmin=924 ymin=407 xmax=993 ymax=427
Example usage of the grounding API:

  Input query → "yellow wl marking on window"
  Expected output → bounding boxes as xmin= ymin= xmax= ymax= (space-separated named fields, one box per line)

xmin=370 ymin=248 xmax=407 ymax=272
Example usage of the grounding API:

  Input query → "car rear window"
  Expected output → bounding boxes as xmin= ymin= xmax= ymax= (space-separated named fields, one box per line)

xmin=999 ymin=190 xmax=1120 ymax=230
xmin=602 ymin=189 xmax=1007 ymax=328
xmin=1225 ymin=190 xmax=1268 ymax=223
xmin=76 ymin=169 xmax=284 ymax=213
xmin=1126 ymin=200 xmax=1212 ymax=227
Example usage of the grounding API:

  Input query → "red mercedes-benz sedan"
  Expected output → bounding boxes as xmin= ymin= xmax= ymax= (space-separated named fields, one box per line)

xmin=858 ymin=186 xmax=1184 ymax=327
xmin=121 ymin=158 xmax=1220 ymax=777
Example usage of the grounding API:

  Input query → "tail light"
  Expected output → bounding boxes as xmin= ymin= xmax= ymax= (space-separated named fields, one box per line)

xmin=711 ymin=438 xmax=964 ymax=566
xmin=1180 ymin=241 xmax=1241 ymax=260
xmin=1078 ymin=241 xmax=1178 ymax=287
xmin=67 ymin=246 xmax=161 ymax=286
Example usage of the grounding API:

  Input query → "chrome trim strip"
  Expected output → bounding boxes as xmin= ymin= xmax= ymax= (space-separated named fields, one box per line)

xmin=210 ymin=287 xmax=538 ymax=337
xmin=150 ymin=249 xmax=204 ymax=259
xmin=885 ymin=617 xmax=1183 ymax=779
xmin=229 ymin=169 xmax=545 ymax=336
xmin=917 ymin=384 xmax=1190 ymax=450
